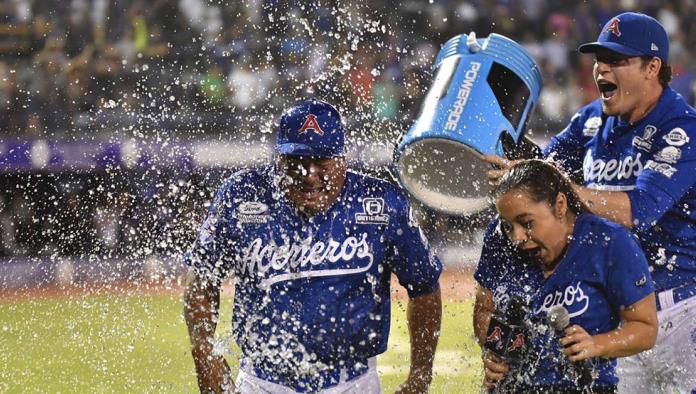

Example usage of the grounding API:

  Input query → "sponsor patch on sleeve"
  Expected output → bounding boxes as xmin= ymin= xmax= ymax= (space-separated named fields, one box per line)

xmin=662 ymin=127 xmax=690 ymax=147
xmin=237 ymin=201 xmax=270 ymax=224
xmin=582 ymin=116 xmax=602 ymax=137
xmin=632 ymin=125 xmax=657 ymax=151
xmin=645 ymin=160 xmax=677 ymax=178
xmin=653 ymin=146 xmax=681 ymax=164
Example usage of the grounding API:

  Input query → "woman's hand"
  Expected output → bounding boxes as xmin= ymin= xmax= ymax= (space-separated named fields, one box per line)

xmin=559 ymin=324 xmax=604 ymax=362
xmin=482 ymin=351 xmax=510 ymax=389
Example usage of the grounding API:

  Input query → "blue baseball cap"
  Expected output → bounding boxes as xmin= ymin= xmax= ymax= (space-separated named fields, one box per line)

xmin=578 ymin=12 xmax=669 ymax=62
xmin=276 ymin=99 xmax=345 ymax=157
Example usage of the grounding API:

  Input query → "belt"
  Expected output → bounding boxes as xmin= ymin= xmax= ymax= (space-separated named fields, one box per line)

xmin=656 ymin=282 xmax=696 ymax=311
xmin=240 ymin=356 xmax=375 ymax=392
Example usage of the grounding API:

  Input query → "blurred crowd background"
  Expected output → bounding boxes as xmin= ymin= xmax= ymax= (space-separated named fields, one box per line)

xmin=2 ymin=0 xmax=696 ymax=267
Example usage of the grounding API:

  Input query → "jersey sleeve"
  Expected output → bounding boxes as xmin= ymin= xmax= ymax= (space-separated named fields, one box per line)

xmin=605 ymin=227 xmax=655 ymax=309
xmin=544 ymin=112 xmax=588 ymax=182
xmin=474 ymin=219 xmax=514 ymax=290
xmin=627 ymin=119 xmax=696 ymax=233
xmin=386 ymin=192 xmax=442 ymax=298
xmin=183 ymin=178 xmax=238 ymax=284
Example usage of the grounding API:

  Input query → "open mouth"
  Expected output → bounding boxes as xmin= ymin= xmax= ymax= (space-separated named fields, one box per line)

xmin=298 ymin=186 xmax=324 ymax=198
xmin=522 ymin=246 xmax=543 ymax=261
xmin=598 ymin=80 xmax=618 ymax=100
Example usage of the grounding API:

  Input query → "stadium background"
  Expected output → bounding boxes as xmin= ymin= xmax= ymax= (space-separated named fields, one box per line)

xmin=1 ymin=0 xmax=695 ymax=392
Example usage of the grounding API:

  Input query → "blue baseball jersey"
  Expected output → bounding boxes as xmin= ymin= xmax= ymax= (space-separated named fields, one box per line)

xmin=474 ymin=220 xmax=543 ymax=313
xmin=184 ymin=167 xmax=441 ymax=391
xmin=476 ymin=215 xmax=654 ymax=388
xmin=546 ymin=87 xmax=696 ymax=291
xmin=527 ymin=214 xmax=653 ymax=388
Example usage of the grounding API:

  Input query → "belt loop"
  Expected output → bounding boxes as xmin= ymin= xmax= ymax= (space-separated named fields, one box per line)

xmin=339 ymin=368 xmax=348 ymax=383
xmin=658 ymin=289 xmax=675 ymax=310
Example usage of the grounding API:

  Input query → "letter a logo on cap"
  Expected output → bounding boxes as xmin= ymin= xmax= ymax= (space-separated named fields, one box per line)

xmin=605 ymin=18 xmax=621 ymax=37
xmin=298 ymin=114 xmax=324 ymax=136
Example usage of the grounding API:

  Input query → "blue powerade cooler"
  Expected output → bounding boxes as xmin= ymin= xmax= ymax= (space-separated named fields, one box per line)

xmin=394 ymin=32 xmax=542 ymax=215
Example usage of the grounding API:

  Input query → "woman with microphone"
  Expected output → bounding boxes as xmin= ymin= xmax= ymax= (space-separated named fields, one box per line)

xmin=477 ymin=160 xmax=657 ymax=393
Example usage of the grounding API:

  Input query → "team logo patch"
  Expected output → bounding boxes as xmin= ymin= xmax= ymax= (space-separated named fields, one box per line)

xmin=635 ymin=275 xmax=647 ymax=287
xmin=605 ymin=18 xmax=621 ymax=37
xmin=486 ymin=326 xmax=503 ymax=343
xmin=632 ymin=125 xmax=657 ymax=151
xmin=298 ymin=114 xmax=324 ymax=136
xmin=582 ymin=116 xmax=602 ymax=137
xmin=237 ymin=201 xmax=270 ymax=224
xmin=645 ymin=160 xmax=677 ymax=178
xmin=508 ymin=333 xmax=525 ymax=352
xmin=355 ymin=198 xmax=389 ymax=224
xmin=663 ymin=127 xmax=690 ymax=147
xmin=654 ymin=146 xmax=681 ymax=164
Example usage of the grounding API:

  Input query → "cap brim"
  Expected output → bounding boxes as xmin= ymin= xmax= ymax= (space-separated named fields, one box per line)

xmin=578 ymin=41 xmax=644 ymax=57
xmin=276 ymin=143 xmax=341 ymax=157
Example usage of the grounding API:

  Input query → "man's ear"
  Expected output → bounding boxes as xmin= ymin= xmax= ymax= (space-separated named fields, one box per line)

xmin=334 ymin=155 xmax=347 ymax=171
xmin=646 ymin=57 xmax=661 ymax=80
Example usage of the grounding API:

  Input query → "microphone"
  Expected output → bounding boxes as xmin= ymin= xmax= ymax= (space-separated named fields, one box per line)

xmin=483 ymin=297 xmax=529 ymax=363
xmin=546 ymin=306 xmax=595 ymax=387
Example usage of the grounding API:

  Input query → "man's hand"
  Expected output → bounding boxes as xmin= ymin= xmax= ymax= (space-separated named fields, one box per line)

xmin=184 ymin=269 xmax=234 ymax=393
xmin=482 ymin=351 xmax=509 ymax=389
xmin=399 ymin=288 xmax=442 ymax=394
xmin=395 ymin=371 xmax=431 ymax=394
xmin=193 ymin=354 xmax=233 ymax=393
xmin=482 ymin=155 xmax=517 ymax=186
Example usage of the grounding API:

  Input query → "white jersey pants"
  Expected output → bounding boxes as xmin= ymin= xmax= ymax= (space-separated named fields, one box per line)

xmin=235 ymin=357 xmax=381 ymax=394
xmin=617 ymin=292 xmax=696 ymax=393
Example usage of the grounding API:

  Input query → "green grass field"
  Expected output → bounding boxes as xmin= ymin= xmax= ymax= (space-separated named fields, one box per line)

xmin=0 ymin=291 xmax=482 ymax=393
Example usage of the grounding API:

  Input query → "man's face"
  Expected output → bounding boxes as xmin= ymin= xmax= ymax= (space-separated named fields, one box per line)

xmin=278 ymin=155 xmax=347 ymax=216
xmin=592 ymin=48 xmax=661 ymax=123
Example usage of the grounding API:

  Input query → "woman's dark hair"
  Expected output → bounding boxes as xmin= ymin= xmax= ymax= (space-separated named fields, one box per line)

xmin=493 ymin=159 xmax=589 ymax=216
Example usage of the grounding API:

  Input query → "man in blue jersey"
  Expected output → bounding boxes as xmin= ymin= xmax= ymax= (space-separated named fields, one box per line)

xmin=183 ymin=99 xmax=442 ymax=394
xmin=478 ymin=12 xmax=696 ymax=392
